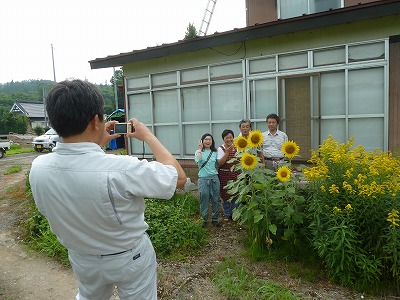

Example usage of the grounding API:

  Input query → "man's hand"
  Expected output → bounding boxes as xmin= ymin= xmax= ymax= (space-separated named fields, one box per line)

xmin=99 ymin=121 xmax=120 ymax=147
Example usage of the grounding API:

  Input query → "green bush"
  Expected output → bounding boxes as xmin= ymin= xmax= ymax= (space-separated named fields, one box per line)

xmin=33 ymin=125 xmax=44 ymax=136
xmin=304 ymin=136 xmax=400 ymax=289
xmin=145 ymin=192 xmax=206 ymax=258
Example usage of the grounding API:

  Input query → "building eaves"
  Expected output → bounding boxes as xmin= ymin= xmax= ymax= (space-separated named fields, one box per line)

xmin=11 ymin=101 xmax=45 ymax=118
xmin=89 ymin=0 xmax=400 ymax=70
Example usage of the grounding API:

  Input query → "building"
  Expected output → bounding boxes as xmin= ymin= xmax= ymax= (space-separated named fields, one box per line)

xmin=89 ymin=0 xmax=400 ymax=164
xmin=10 ymin=101 xmax=47 ymax=130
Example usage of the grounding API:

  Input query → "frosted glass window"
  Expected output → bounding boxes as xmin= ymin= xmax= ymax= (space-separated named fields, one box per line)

xmin=310 ymin=0 xmax=341 ymax=13
xmin=320 ymin=72 xmax=345 ymax=116
xmin=155 ymin=125 xmax=180 ymax=155
xmin=278 ymin=52 xmax=308 ymax=70
xmin=313 ymin=47 xmax=345 ymax=66
xmin=253 ymin=121 xmax=268 ymax=133
xmin=348 ymin=42 xmax=385 ymax=62
xmin=210 ymin=62 xmax=242 ymax=80
xmin=181 ymin=67 xmax=208 ymax=84
xmin=181 ymin=86 xmax=209 ymax=122
xmin=126 ymin=76 xmax=149 ymax=91
xmin=152 ymin=72 xmax=177 ymax=88
xmin=153 ymin=90 xmax=178 ymax=123
xmin=184 ymin=124 xmax=210 ymax=155
xmin=349 ymin=118 xmax=384 ymax=151
xmin=128 ymin=93 xmax=152 ymax=124
xmin=249 ymin=57 xmax=276 ymax=74
xmin=129 ymin=126 xmax=152 ymax=155
xmin=348 ymin=68 xmax=384 ymax=115
xmin=250 ymin=79 xmax=277 ymax=120
xmin=279 ymin=0 xmax=307 ymax=18
xmin=321 ymin=119 xmax=346 ymax=144
xmin=210 ymin=83 xmax=243 ymax=120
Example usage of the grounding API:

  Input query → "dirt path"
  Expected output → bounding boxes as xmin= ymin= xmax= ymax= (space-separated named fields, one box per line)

xmin=0 ymin=153 xmax=391 ymax=300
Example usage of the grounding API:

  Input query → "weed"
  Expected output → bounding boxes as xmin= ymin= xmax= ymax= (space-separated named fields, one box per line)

xmin=212 ymin=258 xmax=301 ymax=299
xmin=4 ymin=165 xmax=22 ymax=175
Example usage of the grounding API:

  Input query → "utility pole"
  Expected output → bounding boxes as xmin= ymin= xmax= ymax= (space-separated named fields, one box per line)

xmin=51 ymin=44 xmax=56 ymax=83
xmin=113 ymin=67 xmax=118 ymax=110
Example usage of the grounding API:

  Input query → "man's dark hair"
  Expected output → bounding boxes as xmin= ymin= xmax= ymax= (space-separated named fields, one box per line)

xmin=46 ymin=80 xmax=104 ymax=138
xmin=266 ymin=113 xmax=280 ymax=123
xmin=239 ymin=119 xmax=252 ymax=129
xmin=221 ymin=129 xmax=234 ymax=139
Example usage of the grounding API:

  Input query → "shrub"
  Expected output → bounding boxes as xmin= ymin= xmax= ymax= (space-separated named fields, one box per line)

xmin=304 ymin=135 xmax=400 ymax=289
xmin=145 ymin=192 xmax=206 ymax=258
xmin=33 ymin=125 xmax=44 ymax=136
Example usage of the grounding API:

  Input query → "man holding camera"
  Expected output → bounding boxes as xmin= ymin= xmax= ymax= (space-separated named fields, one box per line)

xmin=29 ymin=79 xmax=186 ymax=300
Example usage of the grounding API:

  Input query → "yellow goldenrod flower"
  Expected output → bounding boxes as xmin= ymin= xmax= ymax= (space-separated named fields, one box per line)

xmin=345 ymin=204 xmax=352 ymax=210
xmin=277 ymin=166 xmax=291 ymax=182
xmin=248 ymin=130 xmax=263 ymax=148
xmin=241 ymin=152 xmax=258 ymax=169
xmin=333 ymin=206 xmax=342 ymax=213
xmin=387 ymin=209 xmax=400 ymax=227
xmin=329 ymin=184 xmax=339 ymax=194
xmin=234 ymin=136 xmax=249 ymax=151
xmin=320 ymin=185 xmax=326 ymax=192
xmin=282 ymin=140 xmax=300 ymax=159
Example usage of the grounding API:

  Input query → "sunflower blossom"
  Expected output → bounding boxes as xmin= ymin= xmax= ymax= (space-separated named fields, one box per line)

xmin=241 ymin=152 xmax=258 ymax=169
xmin=277 ymin=166 xmax=291 ymax=182
xmin=234 ymin=136 xmax=249 ymax=151
xmin=282 ymin=141 xmax=300 ymax=159
xmin=248 ymin=130 xmax=263 ymax=148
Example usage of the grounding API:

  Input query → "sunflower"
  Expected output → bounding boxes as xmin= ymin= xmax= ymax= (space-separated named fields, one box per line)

xmin=282 ymin=140 xmax=300 ymax=159
xmin=276 ymin=166 xmax=291 ymax=182
xmin=241 ymin=152 xmax=258 ymax=169
xmin=234 ymin=136 xmax=249 ymax=151
xmin=248 ymin=130 xmax=263 ymax=148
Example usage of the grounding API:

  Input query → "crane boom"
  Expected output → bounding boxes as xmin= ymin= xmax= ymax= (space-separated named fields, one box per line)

xmin=199 ymin=0 xmax=217 ymax=36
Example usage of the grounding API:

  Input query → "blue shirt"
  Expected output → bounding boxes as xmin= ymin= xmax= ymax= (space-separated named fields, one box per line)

xmin=194 ymin=149 xmax=218 ymax=178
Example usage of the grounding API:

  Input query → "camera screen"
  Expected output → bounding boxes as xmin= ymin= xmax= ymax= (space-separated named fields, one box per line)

xmin=114 ymin=123 xmax=128 ymax=134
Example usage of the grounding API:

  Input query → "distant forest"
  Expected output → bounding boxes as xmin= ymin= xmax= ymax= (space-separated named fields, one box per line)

xmin=0 ymin=72 xmax=123 ymax=115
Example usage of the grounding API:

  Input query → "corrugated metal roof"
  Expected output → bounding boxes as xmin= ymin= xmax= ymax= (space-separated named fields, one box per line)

xmin=10 ymin=101 xmax=45 ymax=118
xmin=89 ymin=0 xmax=400 ymax=70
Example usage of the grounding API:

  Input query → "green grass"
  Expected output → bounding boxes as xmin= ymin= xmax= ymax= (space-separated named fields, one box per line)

xmin=4 ymin=165 xmax=22 ymax=175
xmin=6 ymin=144 xmax=35 ymax=155
xmin=212 ymin=258 xmax=301 ymax=300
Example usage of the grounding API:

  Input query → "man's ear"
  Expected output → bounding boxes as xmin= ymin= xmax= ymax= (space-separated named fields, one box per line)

xmin=90 ymin=114 xmax=101 ymax=131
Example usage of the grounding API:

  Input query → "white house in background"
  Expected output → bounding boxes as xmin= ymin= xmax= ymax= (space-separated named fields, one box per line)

xmin=10 ymin=101 xmax=47 ymax=130
xmin=89 ymin=0 xmax=400 ymax=163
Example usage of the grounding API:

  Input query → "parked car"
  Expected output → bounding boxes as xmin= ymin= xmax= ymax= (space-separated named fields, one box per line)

xmin=32 ymin=128 xmax=61 ymax=152
xmin=0 ymin=136 xmax=11 ymax=158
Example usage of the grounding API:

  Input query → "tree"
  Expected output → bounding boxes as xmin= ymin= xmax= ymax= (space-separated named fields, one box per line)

xmin=109 ymin=68 xmax=124 ymax=110
xmin=184 ymin=23 xmax=198 ymax=39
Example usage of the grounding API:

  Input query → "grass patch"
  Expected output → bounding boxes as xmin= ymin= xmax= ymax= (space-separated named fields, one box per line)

xmin=212 ymin=258 xmax=301 ymax=300
xmin=6 ymin=144 xmax=35 ymax=156
xmin=4 ymin=165 xmax=22 ymax=175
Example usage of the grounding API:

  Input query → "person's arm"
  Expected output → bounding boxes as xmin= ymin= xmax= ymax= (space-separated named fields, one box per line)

xmin=217 ymin=145 xmax=233 ymax=166
xmin=126 ymin=118 xmax=187 ymax=188
xmin=258 ymin=151 xmax=265 ymax=165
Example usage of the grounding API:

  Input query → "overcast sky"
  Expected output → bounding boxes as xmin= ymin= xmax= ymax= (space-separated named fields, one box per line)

xmin=0 ymin=0 xmax=246 ymax=85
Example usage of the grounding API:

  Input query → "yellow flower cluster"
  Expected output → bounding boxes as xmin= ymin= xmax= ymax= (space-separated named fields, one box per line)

xmin=387 ymin=209 xmax=400 ymax=227
xmin=304 ymin=135 xmax=400 ymax=198
xmin=234 ymin=130 xmax=264 ymax=152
